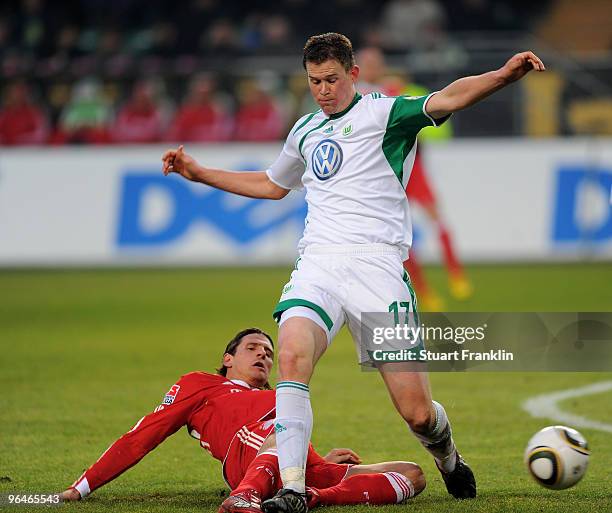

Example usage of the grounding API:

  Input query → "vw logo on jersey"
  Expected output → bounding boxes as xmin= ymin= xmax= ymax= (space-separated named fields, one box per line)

xmin=311 ymin=139 xmax=343 ymax=181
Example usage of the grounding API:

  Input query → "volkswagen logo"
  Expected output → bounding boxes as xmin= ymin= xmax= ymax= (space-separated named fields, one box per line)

xmin=311 ymin=139 xmax=343 ymax=181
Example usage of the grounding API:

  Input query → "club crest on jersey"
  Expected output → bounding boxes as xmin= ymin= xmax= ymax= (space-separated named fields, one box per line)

xmin=162 ymin=384 xmax=180 ymax=405
xmin=311 ymin=139 xmax=343 ymax=181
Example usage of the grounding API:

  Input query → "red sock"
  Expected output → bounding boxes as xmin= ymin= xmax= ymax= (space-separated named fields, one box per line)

xmin=232 ymin=453 xmax=280 ymax=498
xmin=438 ymin=226 xmax=462 ymax=277
xmin=314 ymin=472 xmax=414 ymax=506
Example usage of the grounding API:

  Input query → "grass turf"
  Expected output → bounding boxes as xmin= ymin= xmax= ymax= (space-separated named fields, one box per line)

xmin=1 ymin=263 xmax=611 ymax=512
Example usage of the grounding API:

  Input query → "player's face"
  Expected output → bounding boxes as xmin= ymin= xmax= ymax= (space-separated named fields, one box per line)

xmin=306 ymin=59 xmax=359 ymax=116
xmin=224 ymin=334 xmax=274 ymax=388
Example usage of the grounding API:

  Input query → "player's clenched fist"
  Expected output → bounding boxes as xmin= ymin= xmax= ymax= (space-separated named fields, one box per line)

xmin=500 ymin=51 xmax=545 ymax=83
xmin=161 ymin=145 xmax=200 ymax=180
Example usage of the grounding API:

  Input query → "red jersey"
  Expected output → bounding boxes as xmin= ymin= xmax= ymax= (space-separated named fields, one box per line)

xmin=72 ymin=372 xmax=275 ymax=497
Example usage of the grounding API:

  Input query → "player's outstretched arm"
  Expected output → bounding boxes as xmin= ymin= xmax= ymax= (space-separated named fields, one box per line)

xmin=161 ymin=145 xmax=290 ymax=200
xmin=426 ymin=51 xmax=545 ymax=119
xmin=60 ymin=381 xmax=200 ymax=500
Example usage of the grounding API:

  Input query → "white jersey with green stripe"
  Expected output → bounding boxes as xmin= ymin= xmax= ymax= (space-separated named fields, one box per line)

xmin=266 ymin=91 xmax=445 ymax=259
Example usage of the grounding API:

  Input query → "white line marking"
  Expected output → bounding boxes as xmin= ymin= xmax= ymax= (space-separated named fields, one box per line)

xmin=522 ymin=381 xmax=612 ymax=433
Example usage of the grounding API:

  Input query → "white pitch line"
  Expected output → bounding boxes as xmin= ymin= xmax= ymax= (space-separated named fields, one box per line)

xmin=522 ymin=381 xmax=612 ymax=434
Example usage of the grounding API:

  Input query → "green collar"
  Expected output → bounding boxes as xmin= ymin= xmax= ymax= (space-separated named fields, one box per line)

xmin=328 ymin=93 xmax=362 ymax=120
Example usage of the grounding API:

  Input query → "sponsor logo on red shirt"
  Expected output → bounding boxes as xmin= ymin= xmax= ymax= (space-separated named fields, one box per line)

xmin=162 ymin=384 xmax=181 ymax=405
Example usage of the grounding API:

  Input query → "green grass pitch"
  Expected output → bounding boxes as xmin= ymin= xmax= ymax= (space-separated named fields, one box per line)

xmin=1 ymin=263 xmax=611 ymax=512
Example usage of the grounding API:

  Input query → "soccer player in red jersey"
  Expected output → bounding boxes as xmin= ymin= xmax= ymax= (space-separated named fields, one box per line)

xmin=60 ymin=328 xmax=425 ymax=511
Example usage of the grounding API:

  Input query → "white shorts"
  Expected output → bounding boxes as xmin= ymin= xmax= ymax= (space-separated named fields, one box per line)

xmin=273 ymin=244 xmax=419 ymax=363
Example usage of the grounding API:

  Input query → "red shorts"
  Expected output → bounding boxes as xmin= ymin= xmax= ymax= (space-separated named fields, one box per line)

xmin=223 ymin=421 xmax=350 ymax=491
xmin=406 ymin=151 xmax=436 ymax=206
xmin=223 ymin=421 xmax=275 ymax=489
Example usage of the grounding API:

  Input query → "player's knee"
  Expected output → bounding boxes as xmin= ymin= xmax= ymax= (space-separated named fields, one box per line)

xmin=401 ymin=405 xmax=434 ymax=434
xmin=405 ymin=463 xmax=426 ymax=496
xmin=394 ymin=462 xmax=426 ymax=496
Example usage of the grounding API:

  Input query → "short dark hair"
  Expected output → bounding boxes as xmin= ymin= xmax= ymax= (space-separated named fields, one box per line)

xmin=303 ymin=32 xmax=355 ymax=72
xmin=217 ymin=328 xmax=274 ymax=388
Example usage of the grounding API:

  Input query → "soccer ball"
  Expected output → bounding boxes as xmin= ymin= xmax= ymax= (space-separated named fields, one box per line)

xmin=524 ymin=425 xmax=590 ymax=490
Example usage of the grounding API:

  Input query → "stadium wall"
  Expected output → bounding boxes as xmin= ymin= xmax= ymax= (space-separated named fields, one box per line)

xmin=0 ymin=138 xmax=611 ymax=266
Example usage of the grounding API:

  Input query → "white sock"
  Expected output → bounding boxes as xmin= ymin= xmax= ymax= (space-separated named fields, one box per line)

xmin=275 ymin=381 xmax=312 ymax=494
xmin=411 ymin=400 xmax=457 ymax=473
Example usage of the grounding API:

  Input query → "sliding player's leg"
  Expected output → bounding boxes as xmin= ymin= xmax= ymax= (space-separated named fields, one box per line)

xmin=306 ymin=454 xmax=425 ymax=507
xmin=223 ymin=438 xmax=342 ymax=513
xmin=220 ymin=451 xmax=281 ymax=513
xmin=230 ymin=439 xmax=424 ymax=508
xmin=222 ymin=445 xmax=421 ymax=511
xmin=378 ymin=365 xmax=476 ymax=499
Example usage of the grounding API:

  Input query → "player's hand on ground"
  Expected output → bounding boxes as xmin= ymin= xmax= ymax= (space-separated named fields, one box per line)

xmin=501 ymin=51 xmax=545 ymax=83
xmin=161 ymin=145 xmax=200 ymax=180
xmin=59 ymin=488 xmax=81 ymax=501
xmin=324 ymin=448 xmax=362 ymax=464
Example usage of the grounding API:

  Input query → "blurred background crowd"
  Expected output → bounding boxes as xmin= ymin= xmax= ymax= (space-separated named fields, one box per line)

xmin=1 ymin=0 xmax=611 ymax=145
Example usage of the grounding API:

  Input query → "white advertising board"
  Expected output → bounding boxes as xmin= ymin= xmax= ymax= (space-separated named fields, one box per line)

xmin=0 ymin=139 xmax=610 ymax=266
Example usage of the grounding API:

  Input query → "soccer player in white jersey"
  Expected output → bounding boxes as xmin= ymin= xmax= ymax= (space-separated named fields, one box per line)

xmin=162 ymin=33 xmax=545 ymax=512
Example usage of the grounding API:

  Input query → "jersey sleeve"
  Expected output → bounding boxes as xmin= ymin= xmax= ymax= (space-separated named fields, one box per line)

xmin=266 ymin=119 xmax=307 ymax=191
xmin=387 ymin=93 xmax=450 ymax=137
xmin=70 ymin=377 xmax=204 ymax=498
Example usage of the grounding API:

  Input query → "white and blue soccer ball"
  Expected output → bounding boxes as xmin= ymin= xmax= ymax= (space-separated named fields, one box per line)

xmin=524 ymin=425 xmax=590 ymax=490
